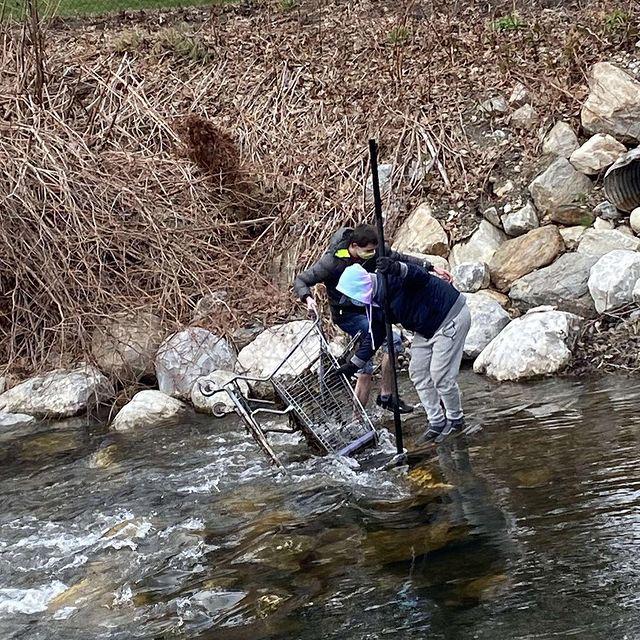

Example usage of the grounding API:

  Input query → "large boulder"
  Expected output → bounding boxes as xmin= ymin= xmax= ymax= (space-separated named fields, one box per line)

xmin=501 ymin=201 xmax=539 ymax=237
xmin=393 ymin=203 xmax=449 ymax=257
xmin=155 ymin=328 xmax=236 ymax=400
xmin=509 ymin=253 xmax=598 ymax=317
xmin=0 ymin=365 xmax=114 ymax=418
xmin=452 ymin=262 xmax=490 ymax=293
xmin=489 ymin=226 xmax=564 ymax=292
xmin=542 ymin=122 xmax=579 ymax=158
xmin=577 ymin=228 xmax=640 ymax=257
xmin=473 ymin=309 xmax=583 ymax=381
xmin=463 ymin=293 xmax=511 ymax=359
xmin=238 ymin=320 xmax=320 ymax=379
xmin=529 ymin=158 xmax=593 ymax=214
xmin=91 ymin=312 xmax=164 ymax=381
xmin=569 ymin=134 xmax=627 ymax=175
xmin=588 ymin=250 xmax=640 ymax=313
xmin=449 ymin=220 xmax=507 ymax=267
xmin=111 ymin=390 xmax=189 ymax=432
xmin=581 ymin=62 xmax=640 ymax=143
xmin=191 ymin=370 xmax=251 ymax=416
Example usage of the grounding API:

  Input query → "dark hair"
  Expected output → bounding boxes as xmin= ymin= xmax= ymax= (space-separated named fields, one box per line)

xmin=350 ymin=224 xmax=379 ymax=247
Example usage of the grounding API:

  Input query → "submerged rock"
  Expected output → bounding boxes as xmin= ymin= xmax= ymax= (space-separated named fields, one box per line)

xmin=110 ymin=390 xmax=189 ymax=432
xmin=473 ymin=309 xmax=583 ymax=381
xmin=463 ymin=293 xmax=511 ymax=359
xmin=192 ymin=369 xmax=250 ymax=416
xmin=0 ymin=365 xmax=114 ymax=418
xmin=393 ymin=203 xmax=449 ymax=257
xmin=588 ymin=250 xmax=640 ymax=313
xmin=509 ymin=253 xmax=598 ymax=318
xmin=155 ymin=328 xmax=236 ymax=400
xmin=0 ymin=412 xmax=36 ymax=430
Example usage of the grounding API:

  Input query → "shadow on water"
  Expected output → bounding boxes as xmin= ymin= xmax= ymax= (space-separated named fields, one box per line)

xmin=0 ymin=372 xmax=639 ymax=639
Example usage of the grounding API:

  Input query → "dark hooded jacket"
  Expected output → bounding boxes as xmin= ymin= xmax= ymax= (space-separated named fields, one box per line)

xmin=349 ymin=263 xmax=464 ymax=369
xmin=293 ymin=227 xmax=432 ymax=318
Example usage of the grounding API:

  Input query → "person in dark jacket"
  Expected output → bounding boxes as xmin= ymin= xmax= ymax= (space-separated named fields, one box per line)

xmin=336 ymin=258 xmax=471 ymax=441
xmin=293 ymin=224 xmax=451 ymax=412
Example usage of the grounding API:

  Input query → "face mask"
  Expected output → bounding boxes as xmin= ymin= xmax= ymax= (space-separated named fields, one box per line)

xmin=349 ymin=298 xmax=366 ymax=307
xmin=359 ymin=250 xmax=376 ymax=260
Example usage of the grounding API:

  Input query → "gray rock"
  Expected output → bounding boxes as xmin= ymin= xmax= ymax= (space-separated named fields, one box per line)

xmin=192 ymin=291 xmax=229 ymax=324
xmin=559 ymin=225 xmax=587 ymax=250
xmin=0 ymin=365 xmax=114 ymax=418
xmin=630 ymin=207 xmax=640 ymax=233
xmin=473 ymin=309 xmax=583 ymax=381
xmin=0 ymin=412 xmax=36 ymax=430
xmin=617 ymin=225 xmax=635 ymax=237
xmin=452 ymin=262 xmax=490 ymax=293
xmin=111 ymin=390 xmax=189 ymax=432
xmin=509 ymin=82 xmax=528 ymax=106
xmin=0 ymin=377 xmax=5 ymax=395
xmin=501 ymin=201 xmax=539 ymax=237
xmin=155 ymin=328 xmax=236 ymax=400
xmin=192 ymin=370 xmax=251 ymax=416
xmin=529 ymin=158 xmax=593 ymax=214
xmin=509 ymin=253 xmax=599 ymax=317
xmin=593 ymin=200 xmax=622 ymax=221
xmin=510 ymin=104 xmax=538 ymax=130
xmin=482 ymin=206 xmax=502 ymax=228
xmin=588 ymin=250 xmax=640 ymax=313
xmin=581 ymin=62 xmax=640 ymax=143
xmin=463 ymin=293 xmax=511 ymax=359
xmin=366 ymin=163 xmax=394 ymax=198
xmin=542 ymin=122 xmax=579 ymax=158
xmin=569 ymin=134 xmax=627 ymax=175
xmin=450 ymin=220 xmax=508 ymax=267
xmin=393 ymin=203 xmax=449 ymax=257
xmin=577 ymin=229 xmax=640 ymax=257
xmin=633 ymin=279 xmax=640 ymax=304
xmin=480 ymin=95 xmax=509 ymax=115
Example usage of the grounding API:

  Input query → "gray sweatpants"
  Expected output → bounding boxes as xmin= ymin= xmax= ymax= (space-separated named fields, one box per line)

xmin=408 ymin=303 xmax=471 ymax=425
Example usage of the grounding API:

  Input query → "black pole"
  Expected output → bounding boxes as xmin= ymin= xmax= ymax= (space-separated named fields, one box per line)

xmin=368 ymin=139 xmax=404 ymax=456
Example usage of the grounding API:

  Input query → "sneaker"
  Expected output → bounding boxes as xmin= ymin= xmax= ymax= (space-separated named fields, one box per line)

xmin=436 ymin=417 xmax=465 ymax=442
xmin=376 ymin=394 xmax=414 ymax=414
xmin=416 ymin=421 xmax=445 ymax=444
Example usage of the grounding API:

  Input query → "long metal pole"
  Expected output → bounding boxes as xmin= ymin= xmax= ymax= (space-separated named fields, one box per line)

xmin=368 ymin=139 xmax=404 ymax=456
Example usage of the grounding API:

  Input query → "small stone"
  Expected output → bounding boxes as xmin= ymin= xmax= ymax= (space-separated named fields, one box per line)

xmin=559 ymin=226 xmax=587 ymax=250
xmin=393 ymin=203 xmax=449 ymax=257
xmin=494 ymin=180 xmax=514 ymax=198
xmin=482 ymin=206 xmax=502 ymax=228
xmin=588 ymin=250 xmax=640 ymax=313
xmin=502 ymin=203 xmax=513 ymax=215
xmin=452 ymin=262 xmax=490 ymax=293
xmin=569 ymin=134 xmax=627 ymax=175
xmin=542 ymin=122 xmax=579 ymax=158
xmin=630 ymin=207 xmax=640 ymax=233
xmin=509 ymin=82 xmax=528 ymax=105
xmin=501 ymin=202 xmax=539 ymax=237
xmin=510 ymin=104 xmax=538 ymax=130
xmin=529 ymin=158 xmax=593 ymax=214
xmin=480 ymin=95 xmax=509 ymax=115
xmin=593 ymin=200 xmax=622 ymax=221
xmin=593 ymin=218 xmax=614 ymax=230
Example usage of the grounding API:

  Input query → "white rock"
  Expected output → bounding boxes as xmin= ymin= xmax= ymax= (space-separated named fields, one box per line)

xmin=401 ymin=251 xmax=449 ymax=271
xmin=581 ymin=62 xmax=640 ymax=143
xmin=155 ymin=328 xmax=236 ymax=400
xmin=633 ymin=279 xmax=640 ymax=304
xmin=482 ymin=206 xmax=502 ymax=228
xmin=480 ymin=95 xmax=509 ymax=115
xmin=569 ymin=134 xmax=627 ymax=175
xmin=510 ymin=104 xmax=538 ymax=130
xmin=473 ymin=309 xmax=583 ymax=381
xmin=452 ymin=262 xmax=490 ymax=293
xmin=91 ymin=312 xmax=164 ymax=380
xmin=509 ymin=82 xmax=528 ymax=105
xmin=559 ymin=225 xmax=586 ymax=249
xmin=542 ymin=122 xmax=579 ymax=158
xmin=238 ymin=320 xmax=320 ymax=380
xmin=111 ymin=390 xmax=189 ymax=432
xmin=617 ymin=225 xmax=634 ymax=236
xmin=463 ymin=293 xmax=511 ymax=359
xmin=630 ymin=207 xmax=640 ymax=233
xmin=191 ymin=370 xmax=250 ymax=416
xmin=393 ymin=203 xmax=449 ymax=257
xmin=529 ymin=158 xmax=593 ymax=214
xmin=0 ymin=412 xmax=36 ymax=429
xmin=588 ymin=250 xmax=640 ymax=313
xmin=0 ymin=377 xmax=5 ymax=394
xmin=577 ymin=228 xmax=640 ymax=256
xmin=0 ymin=365 xmax=114 ymax=418
xmin=501 ymin=201 xmax=539 ymax=237
xmin=593 ymin=218 xmax=614 ymax=230
xmin=450 ymin=220 xmax=508 ymax=267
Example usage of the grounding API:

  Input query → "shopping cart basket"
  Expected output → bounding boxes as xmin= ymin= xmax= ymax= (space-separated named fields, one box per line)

xmin=198 ymin=319 xmax=378 ymax=468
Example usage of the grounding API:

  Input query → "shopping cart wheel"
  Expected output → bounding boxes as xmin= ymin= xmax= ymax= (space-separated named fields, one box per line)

xmin=211 ymin=402 xmax=228 ymax=419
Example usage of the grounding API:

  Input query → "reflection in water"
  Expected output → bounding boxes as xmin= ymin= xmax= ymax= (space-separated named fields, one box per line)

xmin=0 ymin=372 xmax=638 ymax=639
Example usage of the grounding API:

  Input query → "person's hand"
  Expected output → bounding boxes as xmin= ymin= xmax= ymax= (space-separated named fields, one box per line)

xmin=305 ymin=296 xmax=319 ymax=318
xmin=433 ymin=266 xmax=453 ymax=283
xmin=376 ymin=256 xmax=400 ymax=275
xmin=335 ymin=362 xmax=359 ymax=378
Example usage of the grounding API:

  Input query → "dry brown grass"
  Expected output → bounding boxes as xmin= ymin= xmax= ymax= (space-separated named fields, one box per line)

xmin=1 ymin=0 xmax=638 ymax=375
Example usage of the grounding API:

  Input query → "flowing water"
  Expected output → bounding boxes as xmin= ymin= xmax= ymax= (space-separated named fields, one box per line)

xmin=0 ymin=371 xmax=639 ymax=639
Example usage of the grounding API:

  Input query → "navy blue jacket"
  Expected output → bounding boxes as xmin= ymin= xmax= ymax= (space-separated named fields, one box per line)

xmin=350 ymin=263 xmax=461 ymax=368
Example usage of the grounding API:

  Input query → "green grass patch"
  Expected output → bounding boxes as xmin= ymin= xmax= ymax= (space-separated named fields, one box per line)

xmin=2 ymin=0 xmax=236 ymax=19
xmin=492 ymin=13 xmax=525 ymax=32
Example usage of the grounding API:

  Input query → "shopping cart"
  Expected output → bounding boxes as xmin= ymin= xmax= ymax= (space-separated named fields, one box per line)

xmin=197 ymin=319 xmax=378 ymax=469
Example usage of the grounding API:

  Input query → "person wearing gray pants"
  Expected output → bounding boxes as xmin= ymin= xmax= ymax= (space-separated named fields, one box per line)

xmin=335 ymin=257 xmax=471 ymax=442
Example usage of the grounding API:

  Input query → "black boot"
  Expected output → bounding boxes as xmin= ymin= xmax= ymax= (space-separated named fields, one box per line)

xmin=436 ymin=417 xmax=465 ymax=442
xmin=416 ymin=421 xmax=446 ymax=444
xmin=376 ymin=394 xmax=414 ymax=414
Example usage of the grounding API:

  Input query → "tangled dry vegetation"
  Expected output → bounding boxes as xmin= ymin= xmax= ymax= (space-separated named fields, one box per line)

xmin=1 ymin=0 xmax=639 ymax=374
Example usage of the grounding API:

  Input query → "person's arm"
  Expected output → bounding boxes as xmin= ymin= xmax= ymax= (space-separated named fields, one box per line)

xmin=293 ymin=254 xmax=336 ymax=301
xmin=386 ymin=245 xmax=453 ymax=283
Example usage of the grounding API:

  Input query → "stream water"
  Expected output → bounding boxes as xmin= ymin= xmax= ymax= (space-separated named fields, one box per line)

xmin=0 ymin=371 xmax=638 ymax=639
